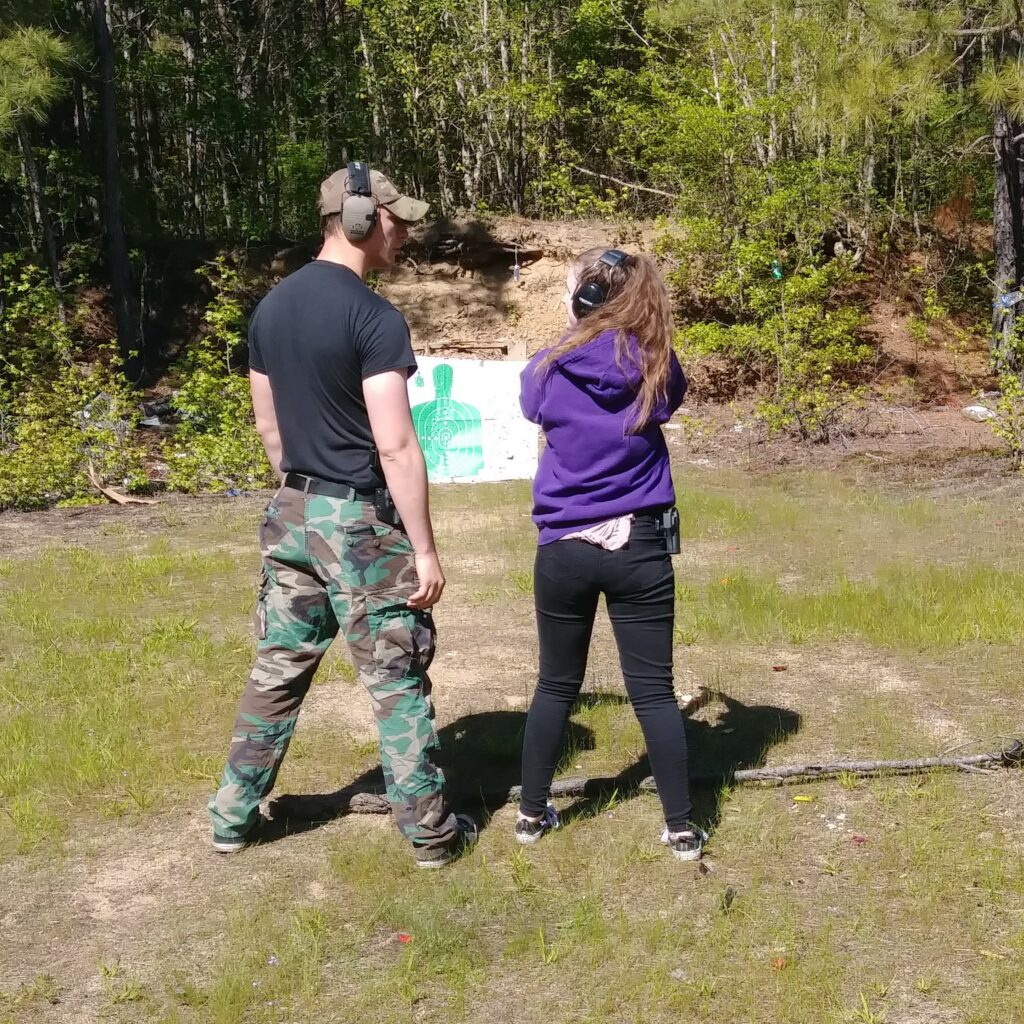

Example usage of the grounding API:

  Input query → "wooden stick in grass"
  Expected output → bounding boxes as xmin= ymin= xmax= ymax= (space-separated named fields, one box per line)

xmin=269 ymin=741 xmax=1024 ymax=819
xmin=87 ymin=462 xmax=158 ymax=506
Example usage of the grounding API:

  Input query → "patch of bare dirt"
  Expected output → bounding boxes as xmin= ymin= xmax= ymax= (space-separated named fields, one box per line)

xmin=380 ymin=215 xmax=651 ymax=358
xmin=863 ymin=296 xmax=995 ymax=404
xmin=662 ymin=398 xmax=1005 ymax=480
xmin=0 ymin=492 xmax=267 ymax=560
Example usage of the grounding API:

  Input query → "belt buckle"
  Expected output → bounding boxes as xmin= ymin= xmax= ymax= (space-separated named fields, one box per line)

xmin=301 ymin=474 xmax=314 ymax=494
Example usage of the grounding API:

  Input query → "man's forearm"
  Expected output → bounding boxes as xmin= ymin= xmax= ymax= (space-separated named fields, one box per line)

xmin=259 ymin=427 xmax=284 ymax=480
xmin=380 ymin=446 xmax=436 ymax=554
xmin=250 ymin=370 xmax=283 ymax=482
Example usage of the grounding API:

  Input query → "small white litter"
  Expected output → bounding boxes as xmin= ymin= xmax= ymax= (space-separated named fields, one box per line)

xmin=962 ymin=405 xmax=995 ymax=422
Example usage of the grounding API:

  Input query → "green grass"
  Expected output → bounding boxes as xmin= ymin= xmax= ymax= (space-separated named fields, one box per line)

xmin=677 ymin=563 xmax=1024 ymax=649
xmin=0 ymin=543 xmax=368 ymax=856
xmin=155 ymin=905 xmax=332 ymax=1024
xmin=100 ymin=779 xmax=1024 ymax=1024
xmin=0 ymin=974 xmax=61 ymax=1018
xmin=2 ymin=462 xmax=1024 ymax=1023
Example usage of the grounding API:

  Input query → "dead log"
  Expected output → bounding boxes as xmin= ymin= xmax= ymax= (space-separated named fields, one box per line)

xmin=269 ymin=741 xmax=1023 ymax=820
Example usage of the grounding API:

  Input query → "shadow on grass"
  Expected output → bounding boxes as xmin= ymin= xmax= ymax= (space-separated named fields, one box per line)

xmin=265 ymin=690 xmax=799 ymax=845
xmin=264 ymin=709 xmax=597 ymax=842
xmin=557 ymin=691 xmax=801 ymax=838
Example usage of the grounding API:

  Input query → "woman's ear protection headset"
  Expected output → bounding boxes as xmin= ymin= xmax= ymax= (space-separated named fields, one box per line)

xmin=571 ymin=249 xmax=629 ymax=320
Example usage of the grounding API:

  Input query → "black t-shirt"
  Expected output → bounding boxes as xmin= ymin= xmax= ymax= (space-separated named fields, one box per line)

xmin=248 ymin=260 xmax=417 ymax=490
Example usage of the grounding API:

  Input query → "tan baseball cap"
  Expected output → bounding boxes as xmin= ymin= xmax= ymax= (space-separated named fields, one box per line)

xmin=317 ymin=166 xmax=430 ymax=223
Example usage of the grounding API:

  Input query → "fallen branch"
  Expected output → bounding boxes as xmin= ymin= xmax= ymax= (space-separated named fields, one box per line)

xmin=87 ymin=462 xmax=158 ymax=506
xmin=269 ymin=740 xmax=1023 ymax=820
xmin=569 ymin=164 xmax=680 ymax=200
xmin=953 ymin=23 xmax=1011 ymax=36
xmin=523 ymin=742 xmax=1024 ymax=799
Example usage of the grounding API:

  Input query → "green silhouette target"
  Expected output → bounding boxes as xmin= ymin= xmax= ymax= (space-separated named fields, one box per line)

xmin=411 ymin=363 xmax=484 ymax=478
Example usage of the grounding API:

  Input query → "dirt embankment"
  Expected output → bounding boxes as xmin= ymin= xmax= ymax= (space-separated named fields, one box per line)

xmin=73 ymin=216 xmax=1002 ymax=469
xmin=375 ymin=217 xmax=997 ymax=412
xmin=259 ymin=216 xmax=646 ymax=360
xmin=78 ymin=215 xmax=995 ymax=403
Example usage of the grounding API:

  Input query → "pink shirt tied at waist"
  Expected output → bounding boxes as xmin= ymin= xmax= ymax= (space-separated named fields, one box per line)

xmin=559 ymin=514 xmax=634 ymax=551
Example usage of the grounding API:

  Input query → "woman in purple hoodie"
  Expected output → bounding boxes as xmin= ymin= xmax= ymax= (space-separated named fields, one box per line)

xmin=515 ymin=247 xmax=704 ymax=861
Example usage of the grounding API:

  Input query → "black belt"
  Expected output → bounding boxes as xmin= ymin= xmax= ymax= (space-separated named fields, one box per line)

xmin=283 ymin=473 xmax=376 ymax=501
xmin=634 ymin=505 xmax=673 ymax=523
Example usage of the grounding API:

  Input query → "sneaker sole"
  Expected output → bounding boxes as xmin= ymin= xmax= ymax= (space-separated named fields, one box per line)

xmin=211 ymin=838 xmax=251 ymax=853
xmin=514 ymin=830 xmax=546 ymax=845
xmin=661 ymin=825 xmax=707 ymax=862
xmin=415 ymin=855 xmax=454 ymax=869
xmin=668 ymin=846 xmax=703 ymax=862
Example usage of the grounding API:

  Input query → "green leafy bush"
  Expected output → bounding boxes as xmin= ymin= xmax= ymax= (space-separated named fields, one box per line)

xmin=681 ymin=259 xmax=870 ymax=441
xmin=166 ymin=258 xmax=274 ymax=493
xmin=991 ymin=371 xmax=1024 ymax=469
xmin=655 ymin=156 xmax=871 ymax=440
xmin=531 ymin=164 xmax=624 ymax=219
xmin=0 ymin=259 xmax=147 ymax=509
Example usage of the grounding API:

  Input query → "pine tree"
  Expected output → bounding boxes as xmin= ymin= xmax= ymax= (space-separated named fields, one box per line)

xmin=0 ymin=25 xmax=70 ymax=296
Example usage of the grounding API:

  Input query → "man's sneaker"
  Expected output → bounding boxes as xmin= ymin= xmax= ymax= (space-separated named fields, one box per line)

xmin=211 ymin=814 xmax=265 ymax=854
xmin=415 ymin=813 xmax=479 ymax=870
xmin=514 ymin=804 xmax=560 ymax=845
xmin=660 ymin=823 xmax=708 ymax=862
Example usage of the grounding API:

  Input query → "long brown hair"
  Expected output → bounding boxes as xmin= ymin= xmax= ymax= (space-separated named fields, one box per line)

xmin=538 ymin=247 xmax=674 ymax=431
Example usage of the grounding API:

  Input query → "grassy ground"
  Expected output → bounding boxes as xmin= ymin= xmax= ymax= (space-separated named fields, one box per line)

xmin=1 ymin=452 xmax=1023 ymax=1023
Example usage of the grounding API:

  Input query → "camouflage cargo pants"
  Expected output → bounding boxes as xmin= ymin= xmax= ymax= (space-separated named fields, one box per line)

xmin=208 ymin=485 xmax=457 ymax=855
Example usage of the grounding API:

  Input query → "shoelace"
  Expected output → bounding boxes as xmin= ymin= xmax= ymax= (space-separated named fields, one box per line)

xmin=518 ymin=805 xmax=560 ymax=830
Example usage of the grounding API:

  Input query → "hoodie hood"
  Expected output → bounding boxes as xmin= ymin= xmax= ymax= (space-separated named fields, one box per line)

xmin=555 ymin=330 xmax=643 ymax=403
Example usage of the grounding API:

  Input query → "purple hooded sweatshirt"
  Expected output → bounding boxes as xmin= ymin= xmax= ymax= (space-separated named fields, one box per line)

xmin=520 ymin=329 xmax=687 ymax=544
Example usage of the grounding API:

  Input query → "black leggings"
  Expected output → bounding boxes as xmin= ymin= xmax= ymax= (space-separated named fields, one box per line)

xmin=519 ymin=516 xmax=693 ymax=830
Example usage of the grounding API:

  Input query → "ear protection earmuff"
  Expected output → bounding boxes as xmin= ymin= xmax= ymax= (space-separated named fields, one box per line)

xmin=571 ymin=249 xmax=629 ymax=320
xmin=341 ymin=161 xmax=377 ymax=241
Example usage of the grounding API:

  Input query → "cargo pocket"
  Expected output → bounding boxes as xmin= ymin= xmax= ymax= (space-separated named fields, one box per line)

xmin=252 ymin=567 xmax=270 ymax=640
xmin=410 ymin=609 xmax=436 ymax=674
xmin=357 ymin=599 xmax=437 ymax=686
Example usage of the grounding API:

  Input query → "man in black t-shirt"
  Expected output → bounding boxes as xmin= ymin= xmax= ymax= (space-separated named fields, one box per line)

xmin=208 ymin=165 xmax=477 ymax=868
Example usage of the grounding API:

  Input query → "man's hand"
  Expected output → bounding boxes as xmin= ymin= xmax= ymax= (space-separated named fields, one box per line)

xmin=408 ymin=551 xmax=445 ymax=609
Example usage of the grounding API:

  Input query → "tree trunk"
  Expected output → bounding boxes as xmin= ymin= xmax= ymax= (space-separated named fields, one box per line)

xmin=719 ymin=26 xmax=769 ymax=169
xmin=72 ymin=76 xmax=93 ymax=167
xmin=359 ymin=25 xmax=388 ymax=163
xmin=454 ymin=76 xmax=477 ymax=205
xmin=92 ymin=0 xmax=142 ymax=379
xmin=183 ymin=1 xmax=205 ymax=239
xmin=516 ymin=2 xmax=529 ymax=214
xmin=16 ymin=121 xmax=62 ymax=306
xmin=768 ymin=4 xmax=778 ymax=163
xmin=992 ymin=102 xmax=1024 ymax=372
xmin=861 ymin=117 xmax=875 ymax=247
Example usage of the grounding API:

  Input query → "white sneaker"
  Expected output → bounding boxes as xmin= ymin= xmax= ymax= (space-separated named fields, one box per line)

xmin=514 ymin=803 xmax=561 ymax=845
xmin=660 ymin=823 xmax=708 ymax=862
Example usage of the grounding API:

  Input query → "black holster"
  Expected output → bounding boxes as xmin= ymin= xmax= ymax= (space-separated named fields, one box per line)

xmin=369 ymin=445 xmax=403 ymax=529
xmin=656 ymin=506 xmax=681 ymax=555
xmin=374 ymin=487 xmax=402 ymax=529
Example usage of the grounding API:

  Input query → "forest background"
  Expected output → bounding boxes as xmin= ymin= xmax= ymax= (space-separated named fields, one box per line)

xmin=4 ymin=0 xmax=1024 ymax=506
